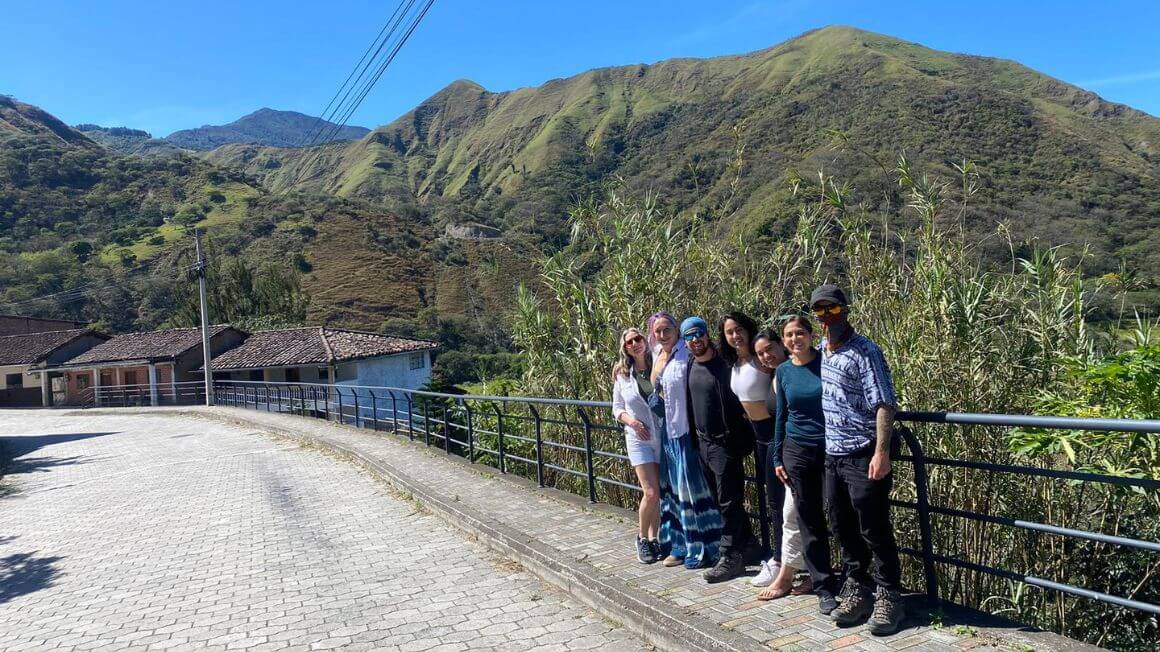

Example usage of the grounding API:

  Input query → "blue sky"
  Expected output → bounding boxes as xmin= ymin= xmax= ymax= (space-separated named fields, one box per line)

xmin=2 ymin=1 xmax=1157 ymax=136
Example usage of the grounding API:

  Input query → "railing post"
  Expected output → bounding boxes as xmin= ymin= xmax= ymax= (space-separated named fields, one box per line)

xmin=901 ymin=425 xmax=939 ymax=602
xmin=388 ymin=391 xmax=398 ymax=434
xmin=313 ymin=386 xmax=320 ymax=418
xmin=417 ymin=397 xmax=427 ymax=446
xmin=463 ymin=400 xmax=474 ymax=462
xmin=530 ymin=405 xmax=544 ymax=487
xmin=578 ymin=407 xmax=597 ymax=504
xmin=370 ymin=391 xmax=379 ymax=431
xmin=443 ymin=404 xmax=451 ymax=454
xmin=353 ymin=390 xmax=360 ymax=428
xmin=265 ymin=385 xmax=272 ymax=412
xmin=337 ymin=389 xmax=345 ymax=425
xmin=493 ymin=403 xmax=506 ymax=474
xmin=406 ymin=395 xmax=414 ymax=441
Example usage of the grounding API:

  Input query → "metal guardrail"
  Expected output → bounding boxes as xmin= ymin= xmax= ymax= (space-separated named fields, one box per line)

xmin=206 ymin=380 xmax=1158 ymax=619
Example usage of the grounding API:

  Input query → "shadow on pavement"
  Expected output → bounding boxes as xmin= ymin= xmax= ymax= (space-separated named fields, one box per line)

xmin=0 ymin=431 xmax=119 ymax=478
xmin=0 ymin=550 xmax=64 ymax=605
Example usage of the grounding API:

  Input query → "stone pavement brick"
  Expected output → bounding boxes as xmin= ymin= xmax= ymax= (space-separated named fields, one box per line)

xmin=178 ymin=405 xmax=1103 ymax=652
xmin=0 ymin=411 xmax=647 ymax=652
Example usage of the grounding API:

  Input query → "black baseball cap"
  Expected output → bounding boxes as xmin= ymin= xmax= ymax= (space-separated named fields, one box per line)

xmin=810 ymin=284 xmax=848 ymax=308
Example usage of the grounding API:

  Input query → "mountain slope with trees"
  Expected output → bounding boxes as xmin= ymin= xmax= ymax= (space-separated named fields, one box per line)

xmin=210 ymin=26 xmax=1159 ymax=279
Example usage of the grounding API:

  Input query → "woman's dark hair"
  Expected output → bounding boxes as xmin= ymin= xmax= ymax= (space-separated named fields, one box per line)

xmin=719 ymin=311 xmax=760 ymax=366
xmin=780 ymin=315 xmax=814 ymax=334
xmin=753 ymin=328 xmax=790 ymax=359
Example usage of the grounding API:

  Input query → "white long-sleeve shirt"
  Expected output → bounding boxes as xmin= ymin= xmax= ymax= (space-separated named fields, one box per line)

xmin=657 ymin=343 xmax=690 ymax=439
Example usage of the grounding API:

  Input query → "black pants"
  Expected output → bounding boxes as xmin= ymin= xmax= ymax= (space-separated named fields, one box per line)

xmin=698 ymin=437 xmax=753 ymax=556
xmin=751 ymin=418 xmax=785 ymax=562
xmin=782 ymin=437 xmax=837 ymax=592
xmin=826 ymin=446 xmax=902 ymax=591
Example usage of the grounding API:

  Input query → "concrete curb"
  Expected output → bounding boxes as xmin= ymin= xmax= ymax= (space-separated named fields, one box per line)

xmin=149 ymin=407 xmax=769 ymax=652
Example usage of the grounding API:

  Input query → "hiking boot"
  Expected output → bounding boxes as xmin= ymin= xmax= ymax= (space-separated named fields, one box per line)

xmin=831 ymin=578 xmax=873 ymax=626
xmin=868 ymin=586 xmax=905 ymax=636
xmin=816 ymin=588 xmax=838 ymax=615
xmin=636 ymin=536 xmax=657 ymax=564
xmin=703 ymin=552 xmax=745 ymax=583
xmin=837 ymin=575 xmax=859 ymax=603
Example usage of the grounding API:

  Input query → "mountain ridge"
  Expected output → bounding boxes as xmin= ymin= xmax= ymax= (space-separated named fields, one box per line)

xmin=165 ymin=108 xmax=370 ymax=151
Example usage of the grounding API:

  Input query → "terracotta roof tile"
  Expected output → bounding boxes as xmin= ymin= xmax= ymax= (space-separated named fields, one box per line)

xmin=0 ymin=329 xmax=102 ymax=366
xmin=209 ymin=327 xmax=436 ymax=370
xmin=63 ymin=325 xmax=234 ymax=366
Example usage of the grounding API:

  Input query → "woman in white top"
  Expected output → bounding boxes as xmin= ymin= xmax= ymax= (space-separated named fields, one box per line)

xmin=648 ymin=311 xmax=723 ymax=569
xmin=611 ymin=327 xmax=665 ymax=564
xmin=720 ymin=312 xmax=785 ymax=585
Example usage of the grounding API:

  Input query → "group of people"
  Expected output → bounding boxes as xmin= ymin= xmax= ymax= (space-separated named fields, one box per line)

xmin=611 ymin=285 xmax=906 ymax=635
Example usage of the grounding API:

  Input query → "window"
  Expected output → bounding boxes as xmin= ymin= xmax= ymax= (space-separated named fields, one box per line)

xmin=285 ymin=368 xmax=301 ymax=383
xmin=249 ymin=370 xmax=264 ymax=381
xmin=5 ymin=373 xmax=22 ymax=388
xmin=76 ymin=375 xmax=90 ymax=390
xmin=123 ymin=370 xmax=139 ymax=386
xmin=409 ymin=353 xmax=426 ymax=370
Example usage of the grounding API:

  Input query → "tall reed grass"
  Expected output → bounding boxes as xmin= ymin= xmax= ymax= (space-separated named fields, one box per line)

xmin=510 ymin=158 xmax=1157 ymax=650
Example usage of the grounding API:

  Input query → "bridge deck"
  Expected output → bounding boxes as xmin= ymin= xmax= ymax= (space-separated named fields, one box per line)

xmin=0 ymin=411 xmax=644 ymax=652
xmin=1 ymin=408 xmax=1095 ymax=651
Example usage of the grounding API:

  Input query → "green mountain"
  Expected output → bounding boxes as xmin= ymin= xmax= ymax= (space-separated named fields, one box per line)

xmin=0 ymin=95 xmax=432 ymax=336
xmin=209 ymin=26 xmax=1159 ymax=275
xmin=3 ymin=26 xmax=1159 ymax=344
xmin=165 ymin=108 xmax=370 ymax=151
xmin=74 ymin=124 xmax=186 ymax=156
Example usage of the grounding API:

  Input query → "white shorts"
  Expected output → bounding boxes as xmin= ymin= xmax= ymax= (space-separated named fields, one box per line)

xmin=625 ymin=431 xmax=663 ymax=466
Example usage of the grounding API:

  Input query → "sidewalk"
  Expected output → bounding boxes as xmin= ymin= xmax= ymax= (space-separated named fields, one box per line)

xmin=100 ymin=406 xmax=1094 ymax=652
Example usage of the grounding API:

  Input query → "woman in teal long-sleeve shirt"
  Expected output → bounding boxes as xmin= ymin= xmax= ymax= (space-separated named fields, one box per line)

xmin=772 ymin=316 xmax=840 ymax=614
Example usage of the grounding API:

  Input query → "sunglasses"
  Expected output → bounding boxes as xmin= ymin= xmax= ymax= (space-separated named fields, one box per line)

xmin=624 ymin=335 xmax=645 ymax=346
xmin=681 ymin=330 xmax=706 ymax=342
xmin=812 ymin=305 xmax=843 ymax=317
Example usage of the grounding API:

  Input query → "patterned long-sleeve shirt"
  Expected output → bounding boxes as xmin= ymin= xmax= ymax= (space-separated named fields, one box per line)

xmin=819 ymin=334 xmax=898 ymax=456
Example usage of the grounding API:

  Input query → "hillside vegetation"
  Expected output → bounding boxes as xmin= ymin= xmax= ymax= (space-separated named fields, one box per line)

xmin=2 ymin=26 xmax=1158 ymax=365
xmin=209 ymin=26 xmax=1159 ymax=286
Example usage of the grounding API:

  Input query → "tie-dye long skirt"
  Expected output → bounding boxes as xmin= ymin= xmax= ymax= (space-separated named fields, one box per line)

xmin=650 ymin=394 xmax=722 ymax=568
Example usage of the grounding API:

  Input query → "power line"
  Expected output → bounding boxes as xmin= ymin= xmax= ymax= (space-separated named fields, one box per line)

xmin=293 ymin=0 xmax=415 ymax=150
xmin=316 ymin=0 xmax=434 ymax=148
xmin=285 ymin=0 xmax=437 ymax=190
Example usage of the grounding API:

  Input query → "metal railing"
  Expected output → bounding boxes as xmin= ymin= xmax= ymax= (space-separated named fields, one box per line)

xmin=206 ymin=380 xmax=1157 ymax=620
xmin=82 ymin=381 xmax=209 ymax=407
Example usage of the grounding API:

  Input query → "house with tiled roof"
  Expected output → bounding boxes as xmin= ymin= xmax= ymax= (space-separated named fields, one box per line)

xmin=46 ymin=325 xmax=246 ymax=406
xmin=0 ymin=329 xmax=110 ymax=407
xmin=204 ymin=327 xmax=437 ymax=391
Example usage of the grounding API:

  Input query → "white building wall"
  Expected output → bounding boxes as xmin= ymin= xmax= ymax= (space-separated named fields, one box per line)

xmin=0 ymin=364 xmax=40 ymax=389
xmin=340 ymin=350 xmax=432 ymax=391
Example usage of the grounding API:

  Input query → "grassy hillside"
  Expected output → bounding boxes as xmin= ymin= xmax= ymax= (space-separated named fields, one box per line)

xmin=3 ymin=26 xmax=1158 ymax=344
xmin=209 ymin=26 xmax=1159 ymax=283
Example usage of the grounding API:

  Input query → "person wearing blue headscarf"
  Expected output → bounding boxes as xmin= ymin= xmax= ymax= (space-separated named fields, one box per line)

xmin=647 ymin=311 xmax=722 ymax=570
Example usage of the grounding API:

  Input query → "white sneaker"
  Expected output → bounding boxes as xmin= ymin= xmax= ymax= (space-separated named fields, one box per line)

xmin=750 ymin=559 xmax=781 ymax=587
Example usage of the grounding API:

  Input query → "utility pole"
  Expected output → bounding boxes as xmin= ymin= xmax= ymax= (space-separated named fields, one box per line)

xmin=194 ymin=230 xmax=215 ymax=406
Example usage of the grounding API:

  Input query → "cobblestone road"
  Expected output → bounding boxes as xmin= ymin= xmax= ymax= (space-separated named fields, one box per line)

xmin=0 ymin=411 xmax=646 ymax=652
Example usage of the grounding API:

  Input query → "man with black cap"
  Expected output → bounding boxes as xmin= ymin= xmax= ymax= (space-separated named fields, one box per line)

xmin=810 ymin=284 xmax=906 ymax=635
xmin=679 ymin=315 xmax=755 ymax=583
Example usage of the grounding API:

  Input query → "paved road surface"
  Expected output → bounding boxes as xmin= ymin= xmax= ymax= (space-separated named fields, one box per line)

xmin=0 ymin=411 xmax=646 ymax=652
